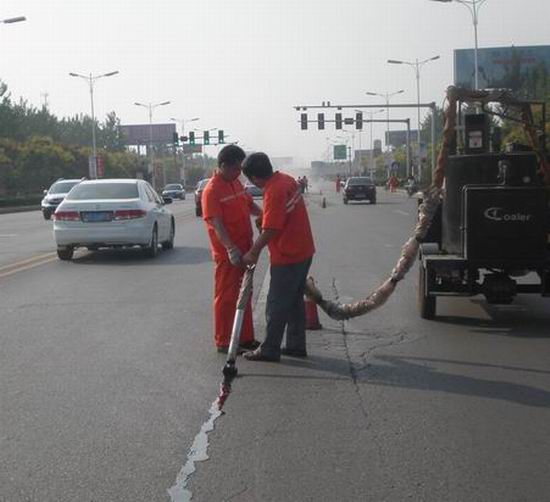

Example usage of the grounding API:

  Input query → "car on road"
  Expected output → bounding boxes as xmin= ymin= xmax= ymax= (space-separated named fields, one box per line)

xmin=41 ymin=178 xmax=84 ymax=220
xmin=194 ymin=178 xmax=210 ymax=217
xmin=343 ymin=176 xmax=377 ymax=204
xmin=162 ymin=183 xmax=186 ymax=200
xmin=53 ymin=179 xmax=175 ymax=261
xmin=245 ymin=182 xmax=263 ymax=198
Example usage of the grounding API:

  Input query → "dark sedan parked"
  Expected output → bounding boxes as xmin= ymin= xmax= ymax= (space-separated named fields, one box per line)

xmin=194 ymin=178 xmax=211 ymax=217
xmin=343 ymin=177 xmax=376 ymax=204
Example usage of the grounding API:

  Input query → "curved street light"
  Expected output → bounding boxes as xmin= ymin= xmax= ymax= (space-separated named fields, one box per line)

xmin=69 ymin=70 xmax=120 ymax=178
xmin=429 ymin=0 xmax=487 ymax=89
xmin=134 ymin=101 xmax=171 ymax=187
xmin=387 ymin=55 xmax=440 ymax=175
xmin=365 ymin=90 xmax=405 ymax=151
xmin=1 ymin=16 xmax=26 ymax=24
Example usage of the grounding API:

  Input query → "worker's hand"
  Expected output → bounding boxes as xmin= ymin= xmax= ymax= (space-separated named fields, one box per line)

xmin=242 ymin=249 xmax=259 ymax=266
xmin=227 ymin=246 xmax=243 ymax=266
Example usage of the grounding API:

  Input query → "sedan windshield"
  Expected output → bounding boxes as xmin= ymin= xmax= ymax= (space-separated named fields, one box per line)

xmin=164 ymin=184 xmax=182 ymax=190
xmin=348 ymin=177 xmax=374 ymax=186
xmin=67 ymin=183 xmax=139 ymax=200
xmin=49 ymin=181 xmax=80 ymax=194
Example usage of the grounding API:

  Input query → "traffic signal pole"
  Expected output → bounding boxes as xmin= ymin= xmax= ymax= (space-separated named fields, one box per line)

xmin=296 ymin=102 xmax=436 ymax=182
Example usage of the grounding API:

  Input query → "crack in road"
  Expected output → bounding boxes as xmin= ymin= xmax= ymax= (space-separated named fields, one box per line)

xmin=331 ymin=278 xmax=371 ymax=424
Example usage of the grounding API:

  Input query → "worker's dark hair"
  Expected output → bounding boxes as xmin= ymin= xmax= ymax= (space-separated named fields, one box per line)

xmin=242 ymin=152 xmax=273 ymax=179
xmin=217 ymin=144 xmax=246 ymax=167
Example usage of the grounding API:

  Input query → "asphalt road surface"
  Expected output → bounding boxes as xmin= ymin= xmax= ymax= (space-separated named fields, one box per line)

xmin=1 ymin=184 xmax=549 ymax=502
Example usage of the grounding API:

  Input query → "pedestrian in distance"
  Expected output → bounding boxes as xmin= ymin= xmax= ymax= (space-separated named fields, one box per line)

xmin=389 ymin=174 xmax=399 ymax=193
xmin=201 ymin=145 xmax=263 ymax=354
xmin=240 ymin=152 xmax=315 ymax=362
xmin=336 ymin=174 xmax=341 ymax=193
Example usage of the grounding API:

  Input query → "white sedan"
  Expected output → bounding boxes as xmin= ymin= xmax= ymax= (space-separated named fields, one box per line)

xmin=53 ymin=179 xmax=175 ymax=260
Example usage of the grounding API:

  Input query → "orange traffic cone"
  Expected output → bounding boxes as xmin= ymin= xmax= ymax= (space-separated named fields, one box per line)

xmin=305 ymin=297 xmax=322 ymax=330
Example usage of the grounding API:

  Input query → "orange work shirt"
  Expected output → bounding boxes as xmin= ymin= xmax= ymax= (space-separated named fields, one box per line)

xmin=262 ymin=172 xmax=315 ymax=266
xmin=202 ymin=174 xmax=254 ymax=262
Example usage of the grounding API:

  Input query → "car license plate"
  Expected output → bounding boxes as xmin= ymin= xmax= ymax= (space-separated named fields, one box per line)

xmin=81 ymin=211 xmax=113 ymax=222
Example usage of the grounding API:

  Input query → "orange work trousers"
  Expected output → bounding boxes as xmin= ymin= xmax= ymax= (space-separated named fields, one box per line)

xmin=213 ymin=260 xmax=255 ymax=348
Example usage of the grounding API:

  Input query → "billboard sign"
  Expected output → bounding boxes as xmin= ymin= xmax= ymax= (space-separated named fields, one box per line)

xmin=182 ymin=144 xmax=203 ymax=154
xmin=333 ymin=145 xmax=347 ymax=160
xmin=454 ymin=45 xmax=550 ymax=97
xmin=120 ymin=123 xmax=177 ymax=145
xmin=385 ymin=130 xmax=418 ymax=148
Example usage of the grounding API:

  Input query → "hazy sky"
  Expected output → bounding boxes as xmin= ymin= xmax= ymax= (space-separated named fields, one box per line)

xmin=1 ymin=0 xmax=549 ymax=164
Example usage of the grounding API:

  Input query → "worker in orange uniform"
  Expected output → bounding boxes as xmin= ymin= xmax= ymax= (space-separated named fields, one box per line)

xmin=388 ymin=174 xmax=399 ymax=193
xmin=202 ymin=145 xmax=263 ymax=353
xmin=240 ymin=152 xmax=315 ymax=362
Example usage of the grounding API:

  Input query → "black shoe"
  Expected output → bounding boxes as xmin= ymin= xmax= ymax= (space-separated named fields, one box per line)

xmin=242 ymin=348 xmax=280 ymax=362
xmin=239 ymin=340 xmax=261 ymax=351
xmin=281 ymin=347 xmax=308 ymax=358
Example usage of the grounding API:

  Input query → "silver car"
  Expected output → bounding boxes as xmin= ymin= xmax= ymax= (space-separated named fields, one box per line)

xmin=41 ymin=178 xmax=84 ymax=220
xmin=53 ymin=179 xmax=175 ymax=261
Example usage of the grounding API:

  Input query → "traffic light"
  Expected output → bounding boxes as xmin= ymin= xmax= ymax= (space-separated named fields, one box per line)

xmin=189 ymin=131 xmax=195 ymax=144
xmin=300 ymin=113 xmax=308 ymax=130
xmin=335 ymin=113 xmax=342 ymax=130
xmin=173 ymin=131 xmax=179 ymax=144
xmin=204 ymin=130 xmax=210 ymax=145
xmin=218 ymin=130 xmax=224 ymax=144
xmin=355 ymin=112 xmax=363 ymax=130
xmin=180 ymin=136 xmax=188 ymax=143
xmin=317 ymin=113 xmax=325 ymax=130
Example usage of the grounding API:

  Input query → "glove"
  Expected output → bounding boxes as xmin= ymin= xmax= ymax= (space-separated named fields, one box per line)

xmin=227 ymin=246 xmax=242 ymax=266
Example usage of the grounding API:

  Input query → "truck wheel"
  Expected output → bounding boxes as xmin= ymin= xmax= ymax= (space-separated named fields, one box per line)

xmin=57 ymin=247 xmax=74 ymax=261
xmin=43 ymin=210 xmax=52 ymax=220
xmin=418 ymin=264 xmax=436 ymax=319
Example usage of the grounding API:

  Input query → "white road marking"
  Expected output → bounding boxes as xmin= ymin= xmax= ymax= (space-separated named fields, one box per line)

xmin=0 ymin=234 xmax=17 ymax=238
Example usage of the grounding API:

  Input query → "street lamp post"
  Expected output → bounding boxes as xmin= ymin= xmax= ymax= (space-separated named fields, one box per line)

xmin=1 ymin=16 xmax=26 ymax=24
xmin=135 ymin=101 xmax=171 ymax=187
xmin=430 ymin=0 xmax=487 ymax=89
xmin=366 ymin=90 xmax=404 ymax=177
xmin=69 ymin=71 xmax=119 ymax=178
xmin=387 ymin=55 xmax=440 ymax=179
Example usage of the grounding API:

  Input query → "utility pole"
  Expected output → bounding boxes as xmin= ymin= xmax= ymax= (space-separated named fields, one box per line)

xmin=387 ymin=55 xmax=440 ymax=180
xmin=134 ymin=100 xmax=171 ymax=189
xmin=69 ymin=71 xmax=119 ymax=179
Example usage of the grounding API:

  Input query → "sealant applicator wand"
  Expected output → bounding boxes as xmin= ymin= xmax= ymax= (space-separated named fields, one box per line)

xmin=222 ymin=264 xmax=256 ymax=384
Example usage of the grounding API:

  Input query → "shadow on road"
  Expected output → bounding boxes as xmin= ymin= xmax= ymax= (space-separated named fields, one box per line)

xmin=434 ymin=297 xmax=550 ymax=339
xmin=240 ymin=351 xmax=550 ymax=408
xmin=360 ymin=354 xmax=550 ymax=409
xmin=71 ymin=246 xmax=212 ymax=266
